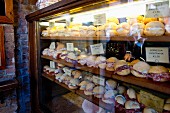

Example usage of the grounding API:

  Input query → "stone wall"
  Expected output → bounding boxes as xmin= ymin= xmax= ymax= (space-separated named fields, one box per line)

xmin=0 ymin=0 xmax=36 ymax=113
xmin=14 ymin=1 xmax=36 ymax=112
xmin=0 ymin=90 xmax=18 ymax=113
xmin=0 ymin=25 xmax=16 ymax=82
xmin=0 ymin=25 xmax=17 ymax=113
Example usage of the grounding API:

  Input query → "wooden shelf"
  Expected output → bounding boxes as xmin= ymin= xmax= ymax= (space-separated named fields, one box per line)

xmin=112 ymin=74 xmax=170 ymax=95
xmin=76 ymin=90 xmax=114 ymax=112
xmin=0 ymin=79 xmax=18 ymax=92
xmin=41 ymin=36 xmax=170 ymax=42
xmin=42 ymin=73 xmax=114 ymax=111
xmin=54 ymin=80 xmax=76 ymax=93
xmin=41 ymin=55 xmax=170 ymax=95
xmin=42 ymin=73 xmax=55 ymax=81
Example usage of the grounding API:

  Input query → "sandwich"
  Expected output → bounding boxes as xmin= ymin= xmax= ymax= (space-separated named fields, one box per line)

xmin=116 ymin=22 xmax=130 ymax=36
xmin=95 ymin=56 xmax=107 ymax=69
xmin=65 ymin=52 xmax=77 ymax=64
xmin=105 ymin=79 xmax=117 ymax=90
xmin=92 ymin=86 xmax=105 ymax=98
xmin=102 ymin=90 xmax=118 ymax=104
xmin=114 ymin=60 xmax=130 ymax=76
xmin=78 ymin=80 xmax=90 ymax=90
xmin=125 ymin=100 xmax=141 ymax=113
xmin=148 ymin=66 xmax=170 ymax=82
xmin=42 ymin=48 xmax=49 ymax=56
xmin=86 ymin=55 xmax=97 ymax=67
xmin=117 ymin=86 xmax=126 ymax=94
xmin=77 ymin=54 xmax=88 ymax=65
xmin=143 ymin=107 xmax=158 ymax=113
xmin=131 ymin=61 xmax=150 ymax=78
xmin=106 ymin=57 xmax=118 ymax=71
xmin=165 ymin=24 xmax=170 ymax=35
xmin=144 ymin=21 xmax=165 ymax=36
xmin=43 ymin=65 xmax=50 ymax=73
xmin=126 ymin=88 xmax=136 ymax=99
xmin=130 ymin=23 xmax=145 ymax=36
xmin=55 ymin=73 xmax=63 ymax=81
xmin=84 ymin=82 xmax=95 ymax=95
xmin=68 ymin=78 xmax=80 ymax=89
xmin=105 ymin=22 xmax=118 ymax=37
xmin=96 ymin=25 xmax=106 ymax=37
xmin=87 ymin=25 xmax=96 ymax=37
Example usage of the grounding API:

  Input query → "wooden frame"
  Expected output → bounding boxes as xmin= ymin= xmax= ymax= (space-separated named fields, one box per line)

xmin=0 ymin=26 xmax=5 ymax=69
xmin=0 ymin=0 xmax=14 ymax=24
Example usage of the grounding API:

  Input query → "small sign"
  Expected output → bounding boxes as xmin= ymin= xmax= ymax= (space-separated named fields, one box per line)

xmin=66 ymin=43 xmax=74 ymax=51
xmin=50 ymin=61 xmax=55 ymax=68
xmin=140 ymin=90 xmax=164 ymax=112
xmin=49 ymin=42 xmax=56 ymax=50
xmin=94 ymin=13 xmax=106 ymax=25
xmin=64 ymin=68 xmax=72 ymax=76
xmin=146 ymin=47 xmax=169 ymax=63
xmin=146 ymin=1 xmax=170 ymax=18
xmin=90 ymin=43 xmax=104 ymax=55
xmin=93 ymin=76 xmax=105 ymax=86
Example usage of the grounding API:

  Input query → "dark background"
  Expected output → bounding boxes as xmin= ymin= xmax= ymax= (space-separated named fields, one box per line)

xmin=0 ymin=0 xmax=5 ymax=16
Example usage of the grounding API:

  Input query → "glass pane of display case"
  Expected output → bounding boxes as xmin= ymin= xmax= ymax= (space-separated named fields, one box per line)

xmin=36 ymin=0 xmax=170 ymax=113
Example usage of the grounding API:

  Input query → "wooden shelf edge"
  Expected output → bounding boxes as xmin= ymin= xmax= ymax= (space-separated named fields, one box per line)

xmin=112 ymin=74 xmax=170 ymax=95
xmin=0 ymin=79 xmax=18 ymax=92
xmin=42 ymin=73 xmax=114 ymax=111
xmin=40 ymin=36 xmax=170 ymax=42
xmin=42 ymin=73 xmax=55 ymax=81
xmin=54 ymin=80 xmax=76 ymax=93
xmin=41 ymin=55 xmax=170 ymax=95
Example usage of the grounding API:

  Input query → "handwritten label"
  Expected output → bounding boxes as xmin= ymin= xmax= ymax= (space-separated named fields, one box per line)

xmin=146 ymin=47 xmax=169 ymax=63
xmin=90 ymin=43 xmax=104 ymax=55
xmin=140 ymin=90 xmax=164 ymax=112
xmin=66 ymin=43 xmax=74 ymax=51
xmin=146 ymin=1 xmax=170 ymax=18
xmin=49 ymin=42 xmax=56 ymax=50
xmin=93 ymin=76 xmax=105 ymax=86
xmin=94 ymin=13 xmax=106 ymax=25
xmin=50 ymin=61 xmax=55 ymax=68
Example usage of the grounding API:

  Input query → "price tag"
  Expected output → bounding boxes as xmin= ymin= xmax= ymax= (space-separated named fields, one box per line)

xmin=90 ymin=43 xmax=104 ymax=55
xmin=140 ymin=90 xmax=164 ymax=112
xmin=65 ymin=68 xmax=72 ymax=76
xmin=49 ymin=42 xmax=56 ymax=50
xmin=50 ymin=61 xmax=55 ymax=68
xmin=145 ymin=1 xmax=170 ymax=18
xmin=145 ymin=47 xmax=169 ymax=63
xmin=94 ymin=13 xmax=106 ymax=25
xmin=66 ymin=43 xmax=74 ymax=51
xmin=92 ymin=76 xmax=105 ymax=86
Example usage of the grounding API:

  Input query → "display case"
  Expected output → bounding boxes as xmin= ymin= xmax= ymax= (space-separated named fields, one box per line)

xmin=26 ymin=0 xmax=170 ymax=113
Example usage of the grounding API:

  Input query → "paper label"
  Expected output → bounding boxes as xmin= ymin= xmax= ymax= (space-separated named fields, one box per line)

xmin=90 ymin=43 xmax=104 ymax=55
xmin=140 ymin=90 xmax=164 ymax=112
xmin=92 ymin=76 xmax=105 ymax=86
xmin=50 ymin=61 xmax=55 ymax=68
xmin=145 ymin=47 xmax=169 ymax=63
xmin=146 ymin=1 xmax=170 ymax=18
xmin=94 ymin=13 xmax=106 ymax=25
xmin=65 ymin=68 xmax=72 ymax=76
xmin=49 ymin=42 xmax=56 ymax=50
xmin=66 ymin=43 xmax=74 ymax=51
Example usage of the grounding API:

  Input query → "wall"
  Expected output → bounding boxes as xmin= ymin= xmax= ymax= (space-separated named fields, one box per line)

xmin=0 ymin=0 xmax=36 ymax=113
xmin=14 ymin=0 xmax=36 ymax=112
xmin=0 ymin=25 xmax=17 ymax=113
